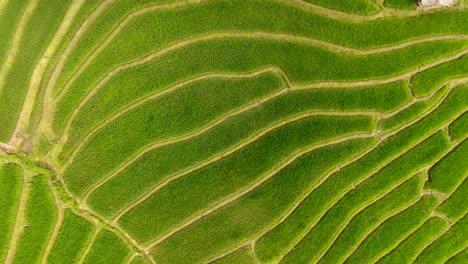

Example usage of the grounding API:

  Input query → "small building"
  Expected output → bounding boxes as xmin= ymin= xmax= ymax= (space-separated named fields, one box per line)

xmin=419 ymin=0 xmax=458 ymax=6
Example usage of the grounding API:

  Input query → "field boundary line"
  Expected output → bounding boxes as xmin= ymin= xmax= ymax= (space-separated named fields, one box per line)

xmin=204 ymin=243 xmax=252 ymax=264
xmin=57 ymin=45 xmax=467 ymax=169
xmin=373 ymin=216 xmax=450 ymax=264
xmin=40 ymin=176 xmax=66 ymax=264
xmin=49 ymin=174 xmax=155 ymax=262
xmin=4 ymin=166 xmax=30 ymax=264
xmin=0 ymin=0 xmax=39 ymax=94
xmin=252 ymin=81 xmax=464 ymax=260
xmin=444 ymin=246 xmax=468 ymax=263
xmin=250 ymin=137 xmax=382 ymax=254
xmin=343 ymin=194 xmax=441 ymax=264
xmin=76 ymin=71 xmax=288 ymax=199
xmin=267 ymin=107 xmax=466 ymax=263
xmin=78 ymin=112 xmax=379 ymax=202
xmin=52 ymin=0 xmax=213 ymax=105
xmin=411 ymin=211 xmax=467 ymax=263
xmin=77 ymin=226 xmax=101 ymax=264
xmin=144 ymin=132 xmax=375 ymax=249
xmin=314 ymin=173 xmax=425 ymax=263
xmin=39 ymin=0 xmax=114 ymax=139
xmin=52 ymin=31 xmax=468 ymax=110
xmin=55 ymin=66 xmax=290 ymax=167
xmin=334 ymin=135 xmax=464 ymax=263
xmin=8 ymin=0 xmax=86 ymax=146
xmin=52 ymin=34 xmax=468 ymax=160
xmin=108 ymin=112 xmax=378 ymax=223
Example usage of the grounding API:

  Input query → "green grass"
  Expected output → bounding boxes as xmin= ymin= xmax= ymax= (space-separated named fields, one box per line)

xmin=345 ymin=195 xmax=441 ymax=263
xmin=0 ymin=0 xmax=72 ymax=141
xmin=12 ymin=175 xmax=56 ymax=264
xmin=437 ymin=178 xmax=468 ymax=221
xmin=384 ymin=0 xmax=417 ymax=9
xmin=279 ymin=131 xmax=451 ymax=264
xmin=119 ymin=115 xmax=375 ymax=243
xmin=425 ymin=139 xmax=468 ymax=194
xmin=0 ymin=163 xmax=22 ymax=262
xmin=211 ymin=247 xmax=256 ymax=264
xmin=318 ymin=173 xmax=424 ymax=264
xmin=378 ymin=217 xmax=450 ymax=264
xmin=82 ymin=229 xmax=131 ymax=264
xmin=303 ymin=0 xmax=379 ymax=14
xmin=255 ymin=85 xmax=467 ymax=262
xmin=87 ymin=81 xmax=408 ymax=218
xmin=449 ymin=112 xmax=468 ymax=142
xmin=414 ymin=215 xmax=468 ymax=264
xmin=377 ymin=85 xmax=450 ymax=132
xmin=149 ymin=138 xmax=375 ymax=264
xmin=411 ymin=55 xmax=468 ymax=97
xmin=46 ymin=210 xmax=94 ymax=264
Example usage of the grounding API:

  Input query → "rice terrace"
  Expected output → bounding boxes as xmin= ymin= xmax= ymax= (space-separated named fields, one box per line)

xmin=1 ymin=0 xmax=468 ymax=263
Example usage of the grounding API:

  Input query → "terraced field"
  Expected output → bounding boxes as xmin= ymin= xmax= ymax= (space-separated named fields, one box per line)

xmin=0 ymin=0 xmax=467 ymax=263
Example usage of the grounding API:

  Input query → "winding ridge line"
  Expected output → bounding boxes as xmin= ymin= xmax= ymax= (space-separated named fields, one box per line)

xmin=373 ymin=216 xmax=449 ymax=263
xmin=260 ymin=101 xmax=466 ymax=262
xmin=9 ymin=0 xmax=86 ymax=146
xmin=52 ymin=34 xmax=468 ymax=161
xmin=66 ymin=69 xmax=461 ymax=184
xmin=81 ymin=77 xmax=458 ymax=219
xmin=77 ymin=226 xmax=101 ymax=264
xmin=37 ymin=0 xmax=114 ymax=139
xmin=341 ymin=194 xmax=438 ymax=264
xmin=329 ymin=135 xmax=465 ymax=263
xmin=144 ymin=132 xmax=375 ymax=248
xmin=4 ymin=167 xmax=29 ymax=264
xmin=40 ymin=183 xmax=64 ymax=264
xmin=0 ymin=0 xmax=38 ymax=93
xmin=413 ymin=211 xmax=468 ymax=262
xmin=51 ymin=0 xmax=214 ymax=107
xmin=56 ymin=66 xmax=290 ymax=168
xmin=108 ymin=112 xmax=378 ymax=224
xmin=204 ymin=244 xmax=253 ymax=264
xmin=314 ymin=173 xmax=426 ymax=263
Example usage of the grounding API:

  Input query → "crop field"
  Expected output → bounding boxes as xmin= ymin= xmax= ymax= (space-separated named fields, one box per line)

xmin=0 ymin=0 xmax=467 ymax=263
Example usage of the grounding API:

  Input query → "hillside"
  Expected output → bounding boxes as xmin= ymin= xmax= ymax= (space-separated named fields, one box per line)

xmin=0 ymin=0 xmax=467 ymax=263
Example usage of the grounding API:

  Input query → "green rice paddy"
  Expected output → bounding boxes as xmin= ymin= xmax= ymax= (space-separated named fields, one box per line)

xmin=0 ymin=0 xmax=466 ymax=263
